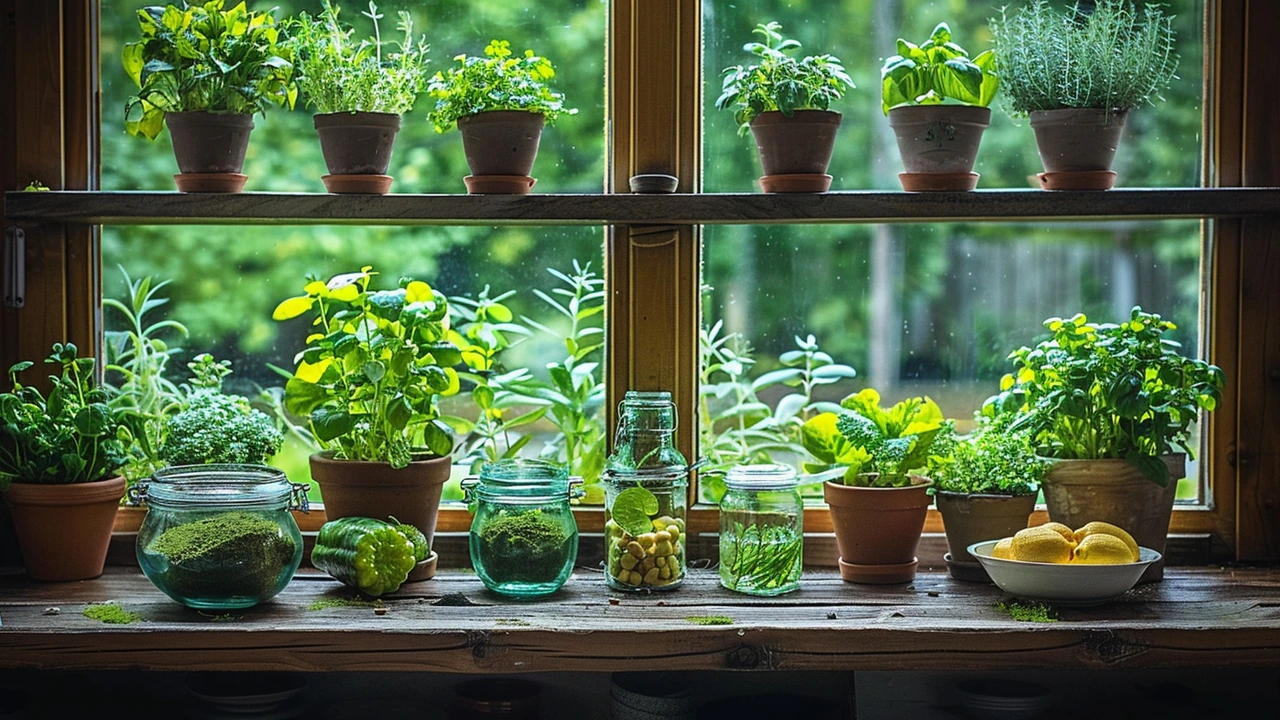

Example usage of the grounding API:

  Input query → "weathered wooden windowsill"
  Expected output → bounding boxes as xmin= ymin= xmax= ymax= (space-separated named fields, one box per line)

xmin=2 ymin=566 xmax=1277 ymax=674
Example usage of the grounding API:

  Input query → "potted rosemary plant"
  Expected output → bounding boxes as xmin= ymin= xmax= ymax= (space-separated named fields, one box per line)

xmin=990 ymin=0 xmax=1178 ymax=190
xmin=801 ymin=389 xmax=948 ymax=584
xmin=123 ymin=0 xmax=297 ymax=192
xmin=426 ymin=40 xmax=577 ymax=194
xmin=716 ymin=22 xmax=854 ymax=193
xmin=1 ymin=344 xmax=134 ymax=581
xmin=273 ymin=266 xmax=463 ymax=581
xmin=991 ymin=307 xmax=1225 ymax=582
xmin=881 ymin=22 xmax=997 ymax=192
xmin=287 ymin=1 xmax=430 ymax=194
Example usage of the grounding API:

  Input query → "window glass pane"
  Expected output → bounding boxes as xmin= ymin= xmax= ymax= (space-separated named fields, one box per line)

xmin=700 ymin=220 xmax=1207 ymax=505
xmin=703 ymin=0 xmax=1204 ymax=191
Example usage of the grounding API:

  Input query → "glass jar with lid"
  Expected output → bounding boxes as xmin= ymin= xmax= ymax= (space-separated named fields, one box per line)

xmin=133 ymin=464 xmax=309 ymax=609
xmin=462 ymin=459 xmax=581 ymax=599
xmin=603 ymin=391 xmax=700 ymax=592
xmin=718 ymin=463 xmax=803 ymax=596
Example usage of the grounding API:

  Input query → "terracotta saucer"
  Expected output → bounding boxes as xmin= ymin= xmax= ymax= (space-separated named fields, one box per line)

xmin=1037 ymin=170 xmax=1117 ymax=191
xmin=943 ymin=552 xmax=993 ymax=583
xmin=899 ymin=171 xmax=979 ymax=192
xmin=629 ymin=173 xmax=679 ymax=193
xmin=758 ymin=173 xmax=833 ymax=193
xmin=174 ymin=172 xmax=247 ymax=193
xmin=401 ymin=550 xmax=438 ymax=583
xmin=837 ymin=556 xmax=918 ymax=585
xmin=322 ymin=174 xmax=393 ymax=194
xmin=463 ymin=174 xmax=537 ymax=194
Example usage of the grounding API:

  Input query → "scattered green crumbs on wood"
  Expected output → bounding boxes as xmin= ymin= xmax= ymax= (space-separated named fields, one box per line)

xmin=307 ymin=596 xmax=384 ymax=611
xmin=685 ymin=615 xmax=734 ymax=626
xmin=496 ymin=618 xmax=532 ymax=626
xmin=83 ymin=603 xmax=142 ymax=624
xmin=995 ymin=599 xmax=1059 ymax=623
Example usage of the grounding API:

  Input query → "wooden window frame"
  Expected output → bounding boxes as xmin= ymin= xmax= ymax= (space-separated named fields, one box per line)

xmin=2 ymin=0 xmax=1277 ymax=563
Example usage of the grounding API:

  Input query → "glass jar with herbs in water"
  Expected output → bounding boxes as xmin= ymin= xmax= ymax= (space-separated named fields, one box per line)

xmin=463 ymin=459 xmax=581 ymax=599
xmin=718 ymin=463 xmax=803 ymax=596
xmin=134 ymin=464 xmax=308 ymax=609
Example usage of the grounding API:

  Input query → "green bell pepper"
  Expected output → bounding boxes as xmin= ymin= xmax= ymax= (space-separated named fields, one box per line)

xmin=311 ymin=517 xmax=418 ymax=597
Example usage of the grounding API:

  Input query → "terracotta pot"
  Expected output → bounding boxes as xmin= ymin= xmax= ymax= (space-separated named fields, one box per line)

xmin=165 ymin=111 xmax=254 ymax=174
xmin=1029 ymin=108 xmax=1128 ymax=174
xmin=457 ymin=110 xmax=546 ymax=178
xmin=1041 ymin=454 xmax=1184 ymax=583
xmin=934 ymin=491 xmax=1037 ymax=582
xmin=748 ymin=110 xmax=842 ymax=177
xmin=824 ymin=476 xmax=932 ymax=584
xmin=888 ymin=105 xmax=990 ymax=190
xmin=308 ymin=451 xmax=450 ymax=582
xmin=4 ymin=476 xmax=126 ymax=581
xmin=314 ymin=111 xmax=401 ymax=176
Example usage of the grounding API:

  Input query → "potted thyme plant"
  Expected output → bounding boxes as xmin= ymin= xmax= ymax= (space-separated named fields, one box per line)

xmin=159 ymin=354 xmax=283 ymax=466
xmin=927 ymin=413 xmax=1047 ymax=582
xmin=0 ymin=344 xmax=134 ymax=581
xmin=426 ymin=40 xmax=577 ymax=194
xmin=990 ymin=0 xmax=1178 ymax=190
xmin=716 ymin=21 xmax=854 ymax=193
xmin=287 ymin=1 xmax=430 ymax=194
xmin=991 ymin=307 xmax=1225 ymax=582
xmin=123 ymin=0 xmax=297 ymax=192
xmin=881 ymin=22 xmax=998 ymax=192
xmin=272 ymin=266 xmax=463 ymax=581
xmin=801 ymin=389 xmax=948 ymax=584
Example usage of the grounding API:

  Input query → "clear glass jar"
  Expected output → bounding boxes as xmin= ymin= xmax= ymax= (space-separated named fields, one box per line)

xmin=718 ymin=463 xmax=803 ymax=596
xmin=462 ymin=459 xmax=581 ymax=599
xmin=134 ymin=464 xmax=308 ymax=610
xmin=604 ymin=391 xmax=695 ymax=592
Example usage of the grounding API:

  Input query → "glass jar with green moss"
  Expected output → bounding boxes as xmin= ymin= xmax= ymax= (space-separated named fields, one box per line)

xmin=134 ymin=464 xmax=308 ymax=609
xmin=462 ymin=459 xmax=581 ymax=599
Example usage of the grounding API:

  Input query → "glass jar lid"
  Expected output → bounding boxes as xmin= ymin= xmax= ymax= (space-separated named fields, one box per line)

xmin=724 ymin=463 xmax=798 ymax=491
xmin=135 ymin=464 xmax=309 ymax=511
xmin=463 ymin=459 xmax=581 ymax=503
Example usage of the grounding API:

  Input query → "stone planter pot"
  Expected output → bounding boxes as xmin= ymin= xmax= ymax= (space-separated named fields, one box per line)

xmin=888 ymin=105 xmax=991 ymax=191
xmin=934 ymin=491 xmax=1037 ymax=582
xmin=4 ymin=476 xmax=126 ymax=581
xmin=1029 ymin=108 xmax=1129 ymax=190
xmin=1041 ymin=454 xmax=1185 ymax=583
xmin=824 ymin=476 xmax=932 ymax=584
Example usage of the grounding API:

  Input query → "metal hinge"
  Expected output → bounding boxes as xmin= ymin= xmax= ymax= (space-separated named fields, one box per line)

xmin=3 ymin=226 xmax=24 ymax=309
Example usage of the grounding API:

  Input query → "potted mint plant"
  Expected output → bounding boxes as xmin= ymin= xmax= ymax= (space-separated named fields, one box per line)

xmin=272 ymin=267 xmax=463 ymax=581
xmin=881 ymin=22 xmax=997 ymax=192
xmin=801 ymin=389 xmax=948 ymax=584
xmin=716 ymin=22 xmax=854 ymax=193
xmin=287 ymin=1 xmax=430 ymax=194
xmin=123 ymin=0 xmax=297 ymax=192
xmin=1 ymin=344 xmax=134 ymax=581
xmin=992 ymin=307 xmax=1225 ymax=582
xmin=990 ymin=0 xmax=1178 ymax=190
xmin=426 ymin=40 xmax=577 ymax=194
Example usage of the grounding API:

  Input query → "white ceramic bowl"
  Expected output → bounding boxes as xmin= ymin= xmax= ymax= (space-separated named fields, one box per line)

xmin=968 ymin=540 xmax=1162 ymax=607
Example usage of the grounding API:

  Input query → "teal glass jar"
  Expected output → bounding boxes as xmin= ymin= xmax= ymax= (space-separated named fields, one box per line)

xmin=463 ymin=459 xmax=581 ymax=599
xmin=134 ymin=464 xmax=308 ymax=610
xmin=718 ymin=463 xmax=803 ymax=596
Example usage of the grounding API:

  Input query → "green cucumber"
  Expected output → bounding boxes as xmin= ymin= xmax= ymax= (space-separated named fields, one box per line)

xmin=311 ymin=517 xmax=417 ymax=597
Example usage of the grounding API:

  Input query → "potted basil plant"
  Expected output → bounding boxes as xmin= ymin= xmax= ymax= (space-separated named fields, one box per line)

xmin=801 ymin=389 xmax=948 ymax=584
xmin=991 ymin=307 xmax=1225 ymax=582
xmin=881 ymin=22 xmax=998 ymax=192
xmin=272 ymin=266 xmax=463 ymax=581
xmin=287 ymin=1 xmax=430 ymax=195
xmin=716 ymin=22 xmax=854 ymax=193
xmin=990 ymin=0 xmax=1178 ymax=190
xmin=123 ymin=0 xmax=298 ymax=193
xmin=1 ymin=344 xmax=135 ymax=581
xmin=426 ymin=40 xmax=577 ymax=194
xmin=927 ymin=413 xmax=1047 ymax=582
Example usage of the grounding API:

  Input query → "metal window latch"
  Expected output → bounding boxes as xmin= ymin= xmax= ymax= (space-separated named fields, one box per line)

xmin=3 ymin=227 xmax=23 ymax=309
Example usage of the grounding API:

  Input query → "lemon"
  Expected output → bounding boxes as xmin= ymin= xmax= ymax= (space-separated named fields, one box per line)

xmin=1009 ymin=526 xmax=1075 ymax=563
xmin=1072 ymin=533 xmax=1135 ymax=564
xmin=991 ymin=537 xmax=1014 ymax=559
xmin=1037 ymin=522 xmax=1078 ymax=546
xmin=1073 ymin=521 xmax=1140 ymax=562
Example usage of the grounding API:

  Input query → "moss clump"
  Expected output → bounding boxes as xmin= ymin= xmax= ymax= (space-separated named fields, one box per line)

xmin=83 ymin=603 xmax=141 ymax=624
xmin=995 ymin=599 xmax=1059 ymax=623
xmin=685 ymin=615 xmax=734 ymax=626
xmin=307 ymin=596 xmax=382 ymax=611
xmin=143 ymin=511 xmax=297 ymax=601
xmin=476 ymin=509 xmax=573 ymax=584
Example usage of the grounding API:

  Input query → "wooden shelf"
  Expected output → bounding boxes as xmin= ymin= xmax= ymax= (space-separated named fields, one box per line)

xmin=5 ymin=188 xmax=1279 ymax=226
xmin=2 ymin=566 xmax=1277 ymax=673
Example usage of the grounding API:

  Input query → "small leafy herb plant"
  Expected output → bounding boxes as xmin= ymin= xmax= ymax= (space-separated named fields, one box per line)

xmin=801 ymin=388 xmax=951 ymax=488
xmin=927 ymin=413 xmax=1047 ymax=496
xmin=160 ymin=354 xmax=283 ymax=466
xmin=287 ymin=1 xmax=429 ymax=115
xmin=425 ymin=40 xmax=577 ymax=133
xmin=880 ymin=22 xmax=997 ymax=115
xmin=123 ymin=0 xmax=298 ymax=139
xmin=716 ymin=21 xmax=855 ymax=134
